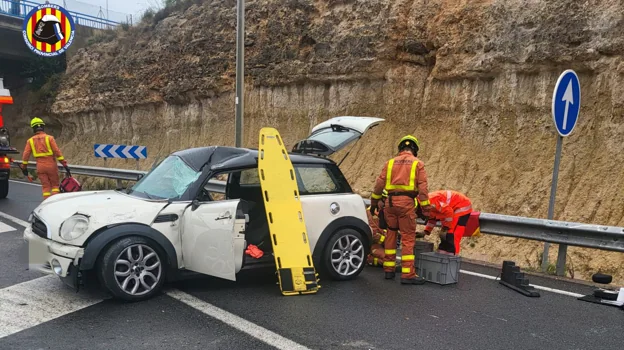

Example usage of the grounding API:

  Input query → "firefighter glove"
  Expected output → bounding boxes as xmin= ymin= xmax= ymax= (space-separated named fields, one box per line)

xmin=61 ymin=160 xmax=68 ymax=168
xmin=370 ymin=199 xmax=379 ymax=216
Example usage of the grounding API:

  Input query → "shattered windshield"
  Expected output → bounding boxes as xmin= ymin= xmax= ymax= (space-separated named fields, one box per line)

xmin=128 ymin=156 xmax=200 ymax=200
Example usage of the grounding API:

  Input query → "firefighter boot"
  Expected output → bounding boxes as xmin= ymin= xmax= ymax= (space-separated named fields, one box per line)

xmin=385 ymin=272 xmax=396 ymax=279
xmin=401 ymin=276 xmax=426 ymax=285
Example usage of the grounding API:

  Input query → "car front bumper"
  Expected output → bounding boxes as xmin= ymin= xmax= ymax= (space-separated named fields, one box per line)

xmin=24 ymin=227 xmax=85 ymax=289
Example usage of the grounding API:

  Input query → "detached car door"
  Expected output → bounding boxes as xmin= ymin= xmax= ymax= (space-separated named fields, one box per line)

xmin=291 ymin=116 xmax=384 ymax=156
xmin=181 ymin=199 xmax=241 ymax=281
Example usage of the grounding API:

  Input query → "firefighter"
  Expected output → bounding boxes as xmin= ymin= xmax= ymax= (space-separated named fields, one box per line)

xmin=370 ymin=135 xmax=430 ymax=285
xmin=365 ymin=206 xmax=387 ymax=267
xmin=418 ymin=190 xmax=478 ymax=255
xmin=21 ymin=118 xmax=68 ymax=199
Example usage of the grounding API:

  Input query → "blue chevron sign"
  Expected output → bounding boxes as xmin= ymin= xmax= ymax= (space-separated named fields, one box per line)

xmin=94 ymin=144 xmax=148 ymax=159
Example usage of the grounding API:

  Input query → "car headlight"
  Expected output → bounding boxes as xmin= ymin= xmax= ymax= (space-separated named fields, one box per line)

xmin=60 ymin=215 xmax=89 ymax=241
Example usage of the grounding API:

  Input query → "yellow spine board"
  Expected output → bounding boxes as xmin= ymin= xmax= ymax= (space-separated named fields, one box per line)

xmin=258 ymin=127 xmax=320 ymax=295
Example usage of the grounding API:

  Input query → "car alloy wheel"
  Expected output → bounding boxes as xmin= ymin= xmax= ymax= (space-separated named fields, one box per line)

xmin=330 ymin=234 xmax=364 ymax=277
xmin=113 ymin=244 xmax=162 ymax=296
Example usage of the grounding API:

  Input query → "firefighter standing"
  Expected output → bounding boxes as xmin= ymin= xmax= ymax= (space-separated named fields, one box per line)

xmin=21 ymin=118 xmax=68 ymax=199
xmin=370 ymin=135 xmax=430 ymax=285
xmin=419 ymin=190 xmax=477 ymax=255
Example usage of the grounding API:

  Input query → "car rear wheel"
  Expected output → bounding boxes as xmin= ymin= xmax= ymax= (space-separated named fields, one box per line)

xmin=322 ymin=228 xmax=366 ymax=281
xmin=0 ymin=178 xmax=8 ymax=199
xmin=98 ymin=236 xmax=166 ymax=302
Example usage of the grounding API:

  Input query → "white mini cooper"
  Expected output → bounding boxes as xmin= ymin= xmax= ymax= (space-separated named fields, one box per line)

xmin=24 ymin=117 xmax=383 ymax=301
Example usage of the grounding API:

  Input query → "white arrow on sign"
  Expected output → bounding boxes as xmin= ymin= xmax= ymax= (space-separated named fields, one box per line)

xmin=562 ymin=80 xmax=574 ymax=130
xmin=109 ymin=145 xmax=120 ymax=158
xmin=121 ymin=147 xmax=133 ymax=159
xmin=94 ymin=144 xmax=107 ymax=158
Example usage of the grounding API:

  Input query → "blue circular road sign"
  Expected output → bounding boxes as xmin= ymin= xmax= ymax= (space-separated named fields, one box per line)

xmin=552 ymin=70 xmax=581 ymax=137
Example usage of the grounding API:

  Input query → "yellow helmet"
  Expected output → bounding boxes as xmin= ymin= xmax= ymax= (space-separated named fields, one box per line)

xmin=30 ymin=117 xmax=45 ymax=128
xmin=398 ymin=135 xmax=420 ymax=152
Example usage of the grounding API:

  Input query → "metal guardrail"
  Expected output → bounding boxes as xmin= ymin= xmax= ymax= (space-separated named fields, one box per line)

xmin=0 ymin=0 xmax=120 ymax=29
xmin=9 ymin=160 xmax=624 ymax=254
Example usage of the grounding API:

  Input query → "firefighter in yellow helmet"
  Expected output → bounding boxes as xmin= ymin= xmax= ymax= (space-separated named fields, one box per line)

xmin=370 ymin=135 xmax=431 ymax=285
xmin=21 ymin=118 xmax=68 ymax=199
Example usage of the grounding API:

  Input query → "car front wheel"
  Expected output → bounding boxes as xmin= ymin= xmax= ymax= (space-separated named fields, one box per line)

xmin=0 ymin=178 xmax=8 ymax=199
xmin=98 ymin=236 xmax=166 ymax=302
xmin=322 ymin=228 xmax=366 ymax=281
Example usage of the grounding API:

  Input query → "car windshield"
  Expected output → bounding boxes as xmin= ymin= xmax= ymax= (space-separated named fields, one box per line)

xmin=127 ymin=156 xmax=200 ymax=200
xmin=306 ymin=127 xmax=359 ymax=150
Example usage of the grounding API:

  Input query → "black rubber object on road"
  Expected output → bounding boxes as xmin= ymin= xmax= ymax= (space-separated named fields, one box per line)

xmin=592 ymin=273 xmax=613 ymax=285
xmin=499 ymin=261 xmax=540 ymax=297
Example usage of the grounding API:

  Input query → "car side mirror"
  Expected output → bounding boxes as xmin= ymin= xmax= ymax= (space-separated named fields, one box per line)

xmin=191 ymin=199 xmax=200 ymax=211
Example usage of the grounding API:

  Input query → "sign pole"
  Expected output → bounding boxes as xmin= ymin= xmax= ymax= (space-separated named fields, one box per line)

xmin=541 ymin=135 xmax=563 ymax=272
xmin=234 ymin=0 xmax=245 ymax=147
xmin=542 ymin=69 xmax=580 ymax=277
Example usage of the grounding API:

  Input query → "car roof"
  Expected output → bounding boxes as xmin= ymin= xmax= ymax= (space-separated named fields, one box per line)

xmin=172 ymin=146 xmax=334 ymax=172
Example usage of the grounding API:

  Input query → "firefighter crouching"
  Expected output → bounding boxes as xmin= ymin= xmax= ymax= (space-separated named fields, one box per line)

xmin=365 ymin=206 xmax=387 ymax=267
xmin=21 ymin=118 xmax=68 ymax=199
xmin=417 ymin=190 xmax=481 ymax=255
xmin=370 ymin=135 xmax=431 ymax=285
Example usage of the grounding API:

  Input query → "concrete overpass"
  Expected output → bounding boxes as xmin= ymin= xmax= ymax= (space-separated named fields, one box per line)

xmin=0 ymin=14 xmax=34 ymax=61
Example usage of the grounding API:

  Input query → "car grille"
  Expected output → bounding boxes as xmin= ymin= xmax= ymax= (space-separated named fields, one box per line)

xmin=31 ymin=216 xmax=48 ymax=239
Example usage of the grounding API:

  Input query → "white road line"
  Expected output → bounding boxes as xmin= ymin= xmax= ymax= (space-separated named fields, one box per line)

xmin=0 ymin=221 xmax=16 ymax=233
xmin=459 ymin=269 xmax=584 ymax=298
xmin=0 ymin=275 xmax=105 ymax=339
xmin=0 ymin=211 xmax=29 ymax=228
xmin=166 ymin=289 xmax=312 ymax=350
xmin=9 ymin=180 xmax=40 ymax=187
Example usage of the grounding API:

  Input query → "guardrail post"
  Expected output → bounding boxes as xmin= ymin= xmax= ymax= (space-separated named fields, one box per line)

xmin=116 ymin=179 xmax=122 ymax=189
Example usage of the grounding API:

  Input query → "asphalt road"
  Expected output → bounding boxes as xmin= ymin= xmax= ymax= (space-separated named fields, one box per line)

xmin=0 ymin=180 xmax=622 ymax=350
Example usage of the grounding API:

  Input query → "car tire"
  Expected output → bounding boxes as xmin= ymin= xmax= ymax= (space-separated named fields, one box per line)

xmin=0 ymin=179 xmax=8 ymax=199
xmin=322 ymin=228 xmax=366 ymax=281
xmin=98 ymin=236 xmax=167 ymax=302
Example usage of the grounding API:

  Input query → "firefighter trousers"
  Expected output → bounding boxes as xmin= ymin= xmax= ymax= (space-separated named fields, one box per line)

xmin=37 ymin=163 xmax=60 ymax=199
xmin=382 ymin=202 xmax=417 ymax=279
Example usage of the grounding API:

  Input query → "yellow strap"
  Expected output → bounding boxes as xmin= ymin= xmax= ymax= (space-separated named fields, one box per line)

xmin=385 ymin=159 xmax=418 ymax=191
xmin=29 ymin=136 xmax=54 ymax=157
xmin=384 ymin=249 xmax=396 ymax=255
xmin=383 ymin=261 xmax=396 ymax=267
xmin=379 ymin=235 xmax=385 ymax=243
xmin=57 ymin=156 xmax=65 ymax=161
xmin=419 ymin=199 xmax=430 ymax=207
xmin=22 ymin=160 xmax=28 ymax=165
xmin=371 ymin=193 xmax=383 ymax=200
xmin=402 ymin=254 xmax=415 ymax=261
xmin=402 ymin=267 xmax=411 ymax=273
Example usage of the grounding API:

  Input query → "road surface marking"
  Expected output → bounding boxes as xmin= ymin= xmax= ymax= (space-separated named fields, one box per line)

xmin=0 ymin=221 xmax=16 ymax=234
xmin=459 ymin=269 xmax=584 ymax=298
xmin=0 ymin=275 xmax=105 ymax=339
xmin=0 ymin=211 xmax=28 ymax=228
xmin=9 ymin=180 xmax=40 ymax=187
xmin=166 ymin=289 xmax=312 ymax=350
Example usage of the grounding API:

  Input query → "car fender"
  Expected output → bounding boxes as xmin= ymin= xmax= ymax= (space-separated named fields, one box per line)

xmin=312 ymin=216 xmax=372 ymax=265
xmin=80 ymin=223 xmax=178 ymax=274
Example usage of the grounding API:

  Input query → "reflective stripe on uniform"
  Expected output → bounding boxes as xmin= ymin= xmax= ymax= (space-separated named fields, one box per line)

xmin=419 ymin=199 xmax=430 ymax=207
xmin=374 ymin=258 xmax=378 ymax=265
xmin=385 ymin=159 xmax=418 ymax=191
xmin=454 ymin=205 xmax=472 ymax=214
xmin=402 ymin=254 xmax=415 ymax=262
xmin=446 ymin=190 xmax=452 ymax=205
xmin=29 ymin=136 xmax=53 ymax=157
xmin=371 ymin=193 xmax=383 ymax=200
xmin=444 ymin=217 xmax=453 ymax=222
xmin=57 ymin=156 xmax=65 ymax=161
xmin=51 ymin=188 xmax=60 ymax=193
xmin=42 ymin=192 xmax=51 ymax=197
xmin=22 ymin=160 xmax=28 ymax=165
xmin=379 ymin=235 xmax=385 ymax=243
xmin=385 ymin=249 xmax=396 ymax=255
xmin=402 ymin=267 xmax=411 ymax=273
xmin=383 ymin=261 xmax=396 ymax=267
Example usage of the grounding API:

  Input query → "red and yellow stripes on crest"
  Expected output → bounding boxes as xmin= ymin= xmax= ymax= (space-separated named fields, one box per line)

xmin=26 ymin=8 xmax=72 ymax=53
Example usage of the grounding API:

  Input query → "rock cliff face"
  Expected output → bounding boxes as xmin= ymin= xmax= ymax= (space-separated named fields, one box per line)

xmin=6 ymin=0 xmax=624 ymax=282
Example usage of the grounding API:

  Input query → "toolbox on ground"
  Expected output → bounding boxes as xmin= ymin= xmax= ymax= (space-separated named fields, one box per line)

xmin=418 ymin=252 xmax=461 ymax=285
xmin=414 ymin=241 xmax=434 ymax=274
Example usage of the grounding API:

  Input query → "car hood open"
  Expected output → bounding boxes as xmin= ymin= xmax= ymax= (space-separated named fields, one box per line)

xmin=33 ymin=190 xmax=169 ymax=245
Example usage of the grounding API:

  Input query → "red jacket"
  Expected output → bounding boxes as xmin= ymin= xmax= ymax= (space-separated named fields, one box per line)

xmin=424 ymin=190 xmax=472 ymax=233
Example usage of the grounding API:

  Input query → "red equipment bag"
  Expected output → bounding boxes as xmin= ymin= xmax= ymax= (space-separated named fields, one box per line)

xmin=60 ymin=169 xmax=81 ymax=193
